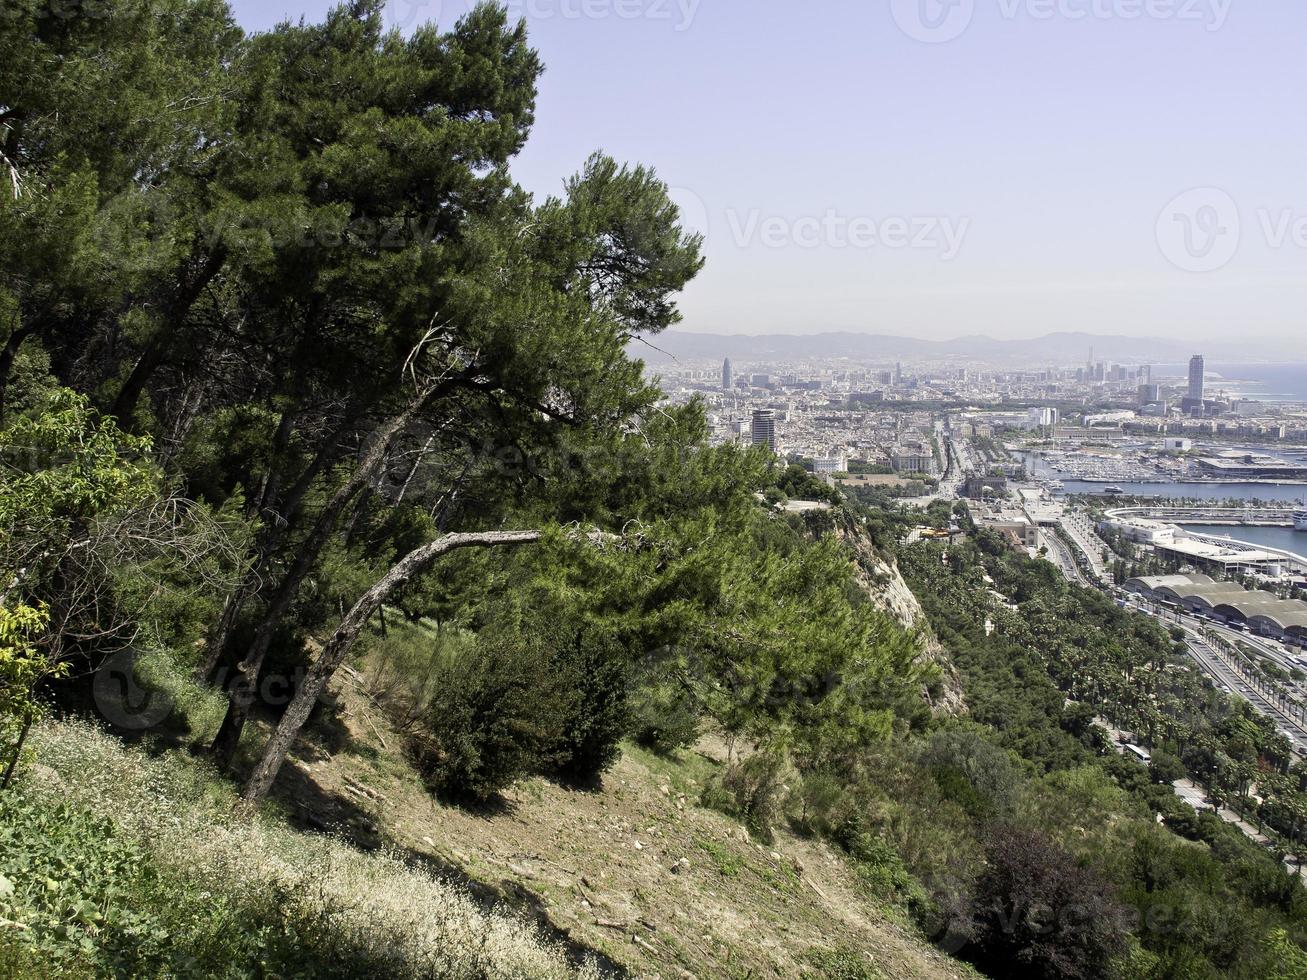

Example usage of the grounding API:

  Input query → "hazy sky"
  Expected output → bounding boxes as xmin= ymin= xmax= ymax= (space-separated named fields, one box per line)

xmin=228 ymin=0 xmax=1307 ymax=345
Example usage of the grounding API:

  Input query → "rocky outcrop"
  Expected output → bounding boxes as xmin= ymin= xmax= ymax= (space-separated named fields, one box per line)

xmin=837 ymin=519 xmax=967 ymax=718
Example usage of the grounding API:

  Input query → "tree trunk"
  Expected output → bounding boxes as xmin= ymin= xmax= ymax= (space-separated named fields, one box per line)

xmin=210 ymin=381 xmax=450 ymax=769
xmin=201 ymin=412 xmax=360 ymax=680
xmin=198 ymin=585 xmax=247 ymax=681
xmin=0 ymin=322 xmax=37 ymax=423
xmin=0 ymin=713 xmax=33 ymax=790
xmin=240 ymin=530 xmax=541 ymax=803
xmin=110 ymin=248 xmax=225 ymax=424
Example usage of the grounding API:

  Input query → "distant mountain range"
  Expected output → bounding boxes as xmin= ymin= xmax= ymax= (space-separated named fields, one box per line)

xmin=632 ymin=330 xmax=1281 ymax=368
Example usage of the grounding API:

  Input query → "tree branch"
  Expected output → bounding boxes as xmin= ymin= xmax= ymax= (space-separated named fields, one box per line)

xmin=240 ymin=530 xmax=543 ymax=803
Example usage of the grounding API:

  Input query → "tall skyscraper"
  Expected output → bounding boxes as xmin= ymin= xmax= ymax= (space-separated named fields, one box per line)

xmin=1182 ymin=354 xmax=1206 ymax=415
xmin=1188 ymin=354 xmax=1205 ymax=403
xmin=894 ymin=362 xmax=903 ymax=384
xmin=721 ymin=357 xmax=733 ymax=391
xmin=750 ymin=409 xmax=777 ymax=453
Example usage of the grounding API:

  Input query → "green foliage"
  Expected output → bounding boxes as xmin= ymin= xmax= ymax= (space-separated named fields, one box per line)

xmin=804 ymin=947 xmax=886 ymax=980
xmin=629 ymin=661 xmax=701 ymax=754
xmin=1148 ymin=750 xmax=1187 ymax=785
xmin=765 ymin=462 xmax=841 ymax=506
xmin=972 ymin=826 xmax=1129 ymax=980
xmin=0 ymin=388 xmax=155 ymax=530
xmin=896 ymin=535 xmax=1307 ymax=978
xmin=701 ymin=752 xmax=791 ymax=841
xmin=3 ymin=717 xmax=588 ymax=978
xmin=0 ymin=604 xmax=55 ymax=779
xmin=411 ymin=631 xmax=571 ymax=802
xmin=551 ymin=627 xmax=631 ymax=783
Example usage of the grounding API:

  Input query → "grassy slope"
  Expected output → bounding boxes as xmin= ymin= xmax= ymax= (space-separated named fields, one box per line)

xmin=9 ymin=654 xmax=978 ymax=979
xmin=241 ymin=665 xmax=976 ymax=979
xmin=11 ymin=716 xmax=599 ymax=979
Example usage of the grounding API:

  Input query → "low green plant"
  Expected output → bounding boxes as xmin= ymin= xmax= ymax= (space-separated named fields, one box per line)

xmin=701 ymin=753 xmax=790 ymax=841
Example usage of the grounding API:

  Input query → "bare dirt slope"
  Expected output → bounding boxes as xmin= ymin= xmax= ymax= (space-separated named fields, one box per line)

xmin=271 ymin=674 xmax=976 ymax=980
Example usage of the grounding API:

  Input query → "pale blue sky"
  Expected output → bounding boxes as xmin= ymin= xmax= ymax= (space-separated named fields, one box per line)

xmin=228 ymin=0 xmax=1307 ymax=345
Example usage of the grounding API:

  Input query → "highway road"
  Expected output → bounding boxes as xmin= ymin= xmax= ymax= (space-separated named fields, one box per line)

xmin=1124 ymin=600 xmax=1307 ymax=753
xmin=1043 ymin=529 xmax=1092 ymax=587
xmin=1038 ymin=502 xmax=1307 ymax=752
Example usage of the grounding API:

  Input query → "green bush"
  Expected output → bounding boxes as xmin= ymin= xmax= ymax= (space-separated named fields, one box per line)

xmin=629 ymin=655 xmax=700 ymax=754
xmin=410 ymin=633 xmax=571 ymax=801
xmin=972 ymin=826 xmax=1129 ymax=980
xmin=1148 ymin=750 xmax=1187 ymax=785
xmin=552 ymin=628 xmax=631 ymax=783
xmin=0 ymin=792 xmax=262 ymax=977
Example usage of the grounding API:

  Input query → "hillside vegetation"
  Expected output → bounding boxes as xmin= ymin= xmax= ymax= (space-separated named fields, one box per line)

xmin=3 ymin=2 xmax=1307 ymax=978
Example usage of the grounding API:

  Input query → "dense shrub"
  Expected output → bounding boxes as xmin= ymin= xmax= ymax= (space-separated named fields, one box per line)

xmin=410 ymin=633 xmax=571 ymax=801
xmin=1148 ymin=750 xmax=1187 ymax=785
xmin=971 ymin=826 xmax=1129 ymax=980
xmin=552 ymin=627 xmax=631 ymax=783
xmin=629 ymin=670 xmax=700 ymax=754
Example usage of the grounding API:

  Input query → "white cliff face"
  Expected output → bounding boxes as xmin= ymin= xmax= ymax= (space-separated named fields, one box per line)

xmin=839 ymin=524 xmax=968 ymax=718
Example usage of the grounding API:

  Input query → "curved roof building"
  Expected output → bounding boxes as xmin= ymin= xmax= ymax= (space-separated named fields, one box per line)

xmin=1126 ymin=573 xmax=1307 ymax=642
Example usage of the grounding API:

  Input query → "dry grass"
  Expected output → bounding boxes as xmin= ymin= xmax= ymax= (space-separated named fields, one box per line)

xmin=24 ymin=717 xmax=602 ymax=979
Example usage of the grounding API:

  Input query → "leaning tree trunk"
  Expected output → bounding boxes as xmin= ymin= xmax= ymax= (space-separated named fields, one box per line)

xmin=210 ymin=380 xmax=455 ymax=769
xmin=240 ymin=530 xmax=542 ymax=803
xmin=199 ymin=412 xmax=357 ymax=679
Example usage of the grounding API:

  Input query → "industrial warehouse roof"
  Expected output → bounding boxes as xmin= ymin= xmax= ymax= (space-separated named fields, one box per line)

xmin=1213 ymin=597 xmax=1302 ymax=620
xmin=1127 ymin=574 xmax=1307 ymax=633
xmin=1155 ymin=582 xmax=1249 ymax=606
xmin=1126 ymin=574 xmax=1218 ymax=591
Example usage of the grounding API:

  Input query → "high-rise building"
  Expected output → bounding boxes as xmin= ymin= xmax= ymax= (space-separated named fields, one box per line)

xmin=721 ymin=358 xmax=733 ymax=391
xmin=750 ymin=409 xmax=777 ymax=453
xmin=1138 ymin=383 xmax=1161 ymax=405
xmin=894 ymin=362 xmax=903 ymax=384
xmin=1188 ymin=354 xmax=1205 ymax=404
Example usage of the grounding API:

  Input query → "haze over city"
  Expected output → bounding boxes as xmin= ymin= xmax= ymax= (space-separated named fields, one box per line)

xmin=227 ymin=0 xmax=1307 ymax=344
xmin=10 ymin=3 xmax=1307 ymax=978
